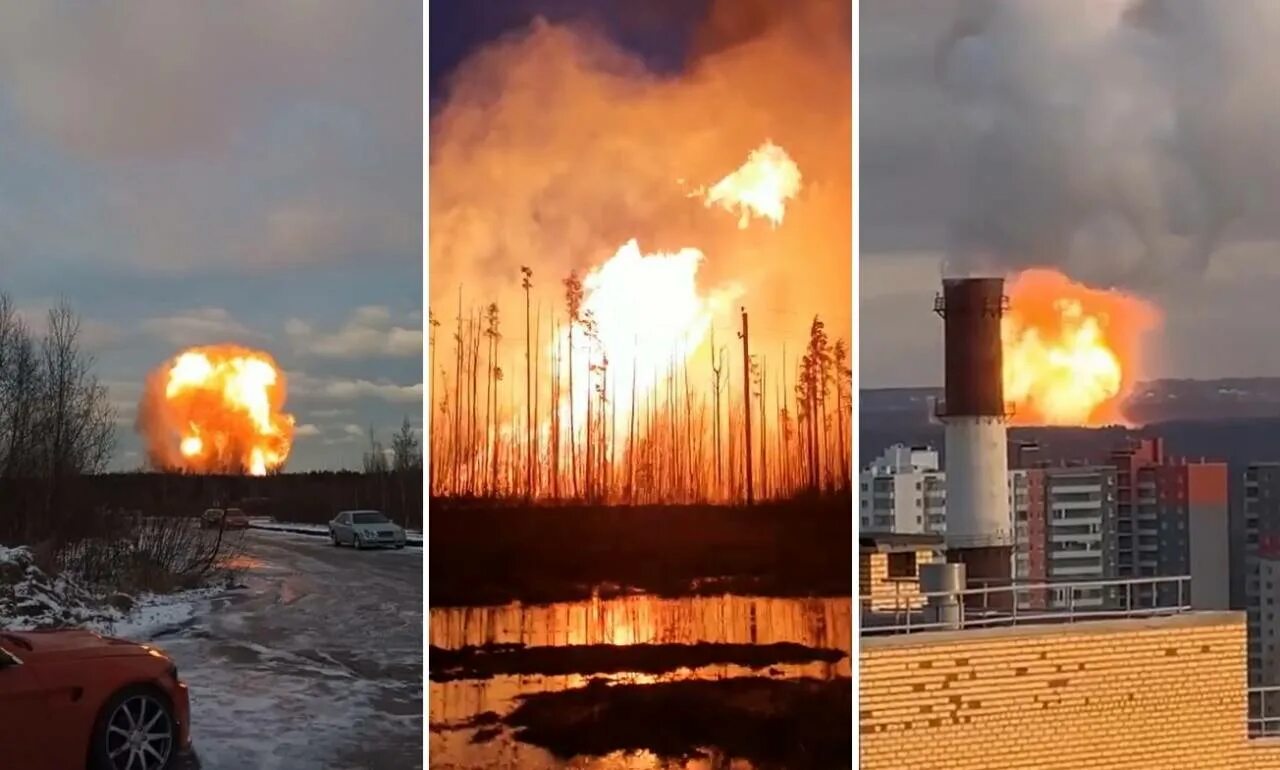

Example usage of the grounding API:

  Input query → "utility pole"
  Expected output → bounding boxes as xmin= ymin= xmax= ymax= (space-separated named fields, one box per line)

xmin=739 ymin=307 xmax=754 ymax=506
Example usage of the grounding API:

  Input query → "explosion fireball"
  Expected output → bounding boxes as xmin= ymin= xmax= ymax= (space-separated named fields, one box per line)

xmin=700 ymin=140 xmax=802 ymax=229
xmin=558 ymin=239 xmax=742 ymax=438
xmin=553 ymin=141 xmax=797 ymax=451
xmin=1003 ymin=269 xmax=1159 ymax=426
xmin=137 ymin=344 xmax=296 ymax=476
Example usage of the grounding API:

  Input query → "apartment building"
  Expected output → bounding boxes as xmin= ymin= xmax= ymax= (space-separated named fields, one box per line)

xmin=1025 ymin=464 xmax=1117 ymax=608
xmin=859 ymin=444 xmax=1025 ymax=538
xmin=859 ymin=445 xmax=945 ymax=535
xmin=1109 ymin=439 xmax=1229 ymax=610
xmin=1243 ymin=463 xmax=1280 ymax=682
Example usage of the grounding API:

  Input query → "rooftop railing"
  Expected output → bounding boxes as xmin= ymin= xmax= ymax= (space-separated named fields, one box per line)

xmin=860 ymin=574 xmax=1192 ymax=636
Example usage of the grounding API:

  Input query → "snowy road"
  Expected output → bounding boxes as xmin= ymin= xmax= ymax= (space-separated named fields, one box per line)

xmin=150 ymin=531 xmax=423 ymax=770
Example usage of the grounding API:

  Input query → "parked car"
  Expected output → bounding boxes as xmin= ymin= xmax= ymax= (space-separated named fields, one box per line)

xmin=0 ymin=629 xmax=195 ymax=770
xmin=222 ymin=508 xmax=249 ymax=529
xmin=199 ymin=508 xmax=224 ymax=529
xmin=329 ymin=510 xmax=406 ymax=549
xmin=201 ymin=507 xmax=248 ymax=530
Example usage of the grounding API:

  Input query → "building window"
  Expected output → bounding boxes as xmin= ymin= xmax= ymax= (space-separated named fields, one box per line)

xmin=887 ymin=551 xmax=918 ymax=579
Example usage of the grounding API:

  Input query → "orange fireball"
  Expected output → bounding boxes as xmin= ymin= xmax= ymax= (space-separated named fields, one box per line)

xmin=137 ymin=344 xmax=295 ymax=475
xmin=556 ymin=239 xmax=742 ymax=444
xmin=1003 ymin=269 xmax=1159 ymax=426
xmin=700 ymin=140 xmax=802 ymax=229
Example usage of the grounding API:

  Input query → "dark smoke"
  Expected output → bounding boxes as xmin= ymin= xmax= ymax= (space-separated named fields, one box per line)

xmin=937 ymin=0 xmax=1280 ymax=288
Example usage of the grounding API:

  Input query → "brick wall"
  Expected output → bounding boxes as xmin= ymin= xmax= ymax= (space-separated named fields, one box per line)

xmin=861 ymin=549 xmax=936 ymax=611
xmin=860 ymin=612 xmax=1280 ymax=769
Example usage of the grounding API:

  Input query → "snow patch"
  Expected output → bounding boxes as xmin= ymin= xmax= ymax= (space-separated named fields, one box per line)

xmin=249 ymin=521 xmax=423 ymax=545
xmin=0 ymin=545 xmax=120 ymax=630
xmin=0 ymin=544 xmax=222 ymax=640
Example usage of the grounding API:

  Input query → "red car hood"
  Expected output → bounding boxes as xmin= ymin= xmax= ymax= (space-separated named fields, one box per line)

xmin=1 ymin=629 xmax=155 ymax=664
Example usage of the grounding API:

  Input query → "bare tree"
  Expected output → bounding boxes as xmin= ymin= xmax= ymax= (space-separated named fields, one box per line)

xmin=710 ymin=329 xmax=725 ymax=498
xmin=521 ymin=266 xmax=534 ymax=498
xmin=392 ymin=416 xmax=420 ymax=472
xmin=363 ymin=427 xmax=389 ymax=474
xmin=563 ymin=271 xmax=583 ymax=496
xmin=0 ymin=297 xmax=116 ymax=540
xmin=38 ymin=302 xmax=116 ymax=532
xmin=427 ymin=310 xmax=441 ymax=495
xmin=483 ymin=303 xmax=500 ymax=494
xmin=833 ymin=338 xmax=851 ymax=490
xmin=391 ymin=416 xmax=420 ymax=526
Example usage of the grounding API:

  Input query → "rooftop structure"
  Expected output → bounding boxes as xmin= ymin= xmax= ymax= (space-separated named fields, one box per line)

xmin=860 ymin=571 xmax=1280 ymax=768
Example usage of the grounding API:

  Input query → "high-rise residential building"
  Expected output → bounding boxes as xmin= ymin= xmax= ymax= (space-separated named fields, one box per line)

xmin=1109 ymin=439 xmax=1229 ymax=611
xmin=1042 ymin=465 xmax=1116 ymax=606
xmin=1256 ymin=552 xmax=1280 ymax=685
xmin=859 ymin=445 xmax=944 ymax=535
xmin=1011 ymin=469 xmax=1034 ymax=582
xmin=1242 ymin=462 xmax=1280 ymax=681
xmin=862 ymin=438 xmax=1228 ymax=614
xmin=859 ymin=445 xmax=1021 ymax=539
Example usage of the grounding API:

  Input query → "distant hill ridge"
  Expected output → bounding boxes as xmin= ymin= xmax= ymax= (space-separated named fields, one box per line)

xmin=860 ymin=377 xmax=1280 ymax=476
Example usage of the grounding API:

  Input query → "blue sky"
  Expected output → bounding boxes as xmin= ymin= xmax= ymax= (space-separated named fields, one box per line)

xmin=429 ymin=0 xmax=708 ymax=100
xmin=0 ymin=2 xmax=421 ymax=471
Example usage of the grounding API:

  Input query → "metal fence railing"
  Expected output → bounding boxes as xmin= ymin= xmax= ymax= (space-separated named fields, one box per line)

xmin=860 ymin=575 xmax=1193 ymax=636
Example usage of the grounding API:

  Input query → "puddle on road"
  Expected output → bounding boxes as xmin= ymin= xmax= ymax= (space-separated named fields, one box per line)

xmin=429 ymin=593 xmax=851 ymax=769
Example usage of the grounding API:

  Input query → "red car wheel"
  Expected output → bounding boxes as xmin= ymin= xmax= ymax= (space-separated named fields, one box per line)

xmin=90 ymin=685 xmax=176 ymax=770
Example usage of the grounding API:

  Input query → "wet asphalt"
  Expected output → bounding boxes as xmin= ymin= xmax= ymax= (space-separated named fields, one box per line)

xmin=154 ymin=531 xmax=423 ymax=770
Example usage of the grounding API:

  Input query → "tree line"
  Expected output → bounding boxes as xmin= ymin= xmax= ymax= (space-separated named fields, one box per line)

xmin=0 ymin=293 xmax=115 ymax=543
xmin=428 ymin=268 xmax=853 ymax=504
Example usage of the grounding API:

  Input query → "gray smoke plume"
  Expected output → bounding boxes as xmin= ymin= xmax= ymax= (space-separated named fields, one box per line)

xmin=938 ymin=0 xmax=1280 ymax=287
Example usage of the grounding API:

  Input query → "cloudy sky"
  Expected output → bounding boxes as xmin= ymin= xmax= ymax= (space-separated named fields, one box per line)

xmin=863 ymin=0 xmax=1280 ymax=388
xmin=0 ymin=3 xmax=422 ymax=471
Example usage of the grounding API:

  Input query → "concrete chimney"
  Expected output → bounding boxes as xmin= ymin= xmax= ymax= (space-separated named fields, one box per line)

xmin=934 ymin=277 xmax=1014 ymax=595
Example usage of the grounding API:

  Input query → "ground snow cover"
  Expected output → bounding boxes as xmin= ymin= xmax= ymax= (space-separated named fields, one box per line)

xmin=249 ymin=520 xmax=423 ymax=543
xmin=0 ymin=545 xmax=216 ymax=640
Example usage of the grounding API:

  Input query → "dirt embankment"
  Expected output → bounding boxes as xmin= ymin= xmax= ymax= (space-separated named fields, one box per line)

xmin=429 ymin=641 xmax=845 ymax=682
xmin=428 ymin=496 xmax=853 ymax=607
xmin=498 ymin=676 xmax=852 ymax=769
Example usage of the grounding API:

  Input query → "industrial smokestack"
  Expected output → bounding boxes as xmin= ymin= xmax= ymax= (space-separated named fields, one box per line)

xmin=934 ymin=277 xmax=1013 ymax=594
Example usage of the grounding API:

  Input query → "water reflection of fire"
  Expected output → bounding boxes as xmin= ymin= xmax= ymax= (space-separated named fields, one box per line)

xmin=429 ymin=594 xmax=852 ymax=766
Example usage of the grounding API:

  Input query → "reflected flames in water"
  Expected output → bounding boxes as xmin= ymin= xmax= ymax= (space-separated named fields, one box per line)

xmin=429 ymin=594 xmax=851 ymax=769
xmin=431 ymin=593 xmax=851 ymax=652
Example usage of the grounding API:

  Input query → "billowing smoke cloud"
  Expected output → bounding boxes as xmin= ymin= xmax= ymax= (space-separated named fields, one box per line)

xmin=429 ymin=0 xmax=851 ymax=356
xmin=938 ymin=0 xmax=1280 ymax=287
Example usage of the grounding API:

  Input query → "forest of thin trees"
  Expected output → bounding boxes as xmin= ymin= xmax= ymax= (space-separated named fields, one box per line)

xmin=428 ymin=269 xmax=853 ymax=504
xmin=0 ymin=292 xmax=116 ymax=542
